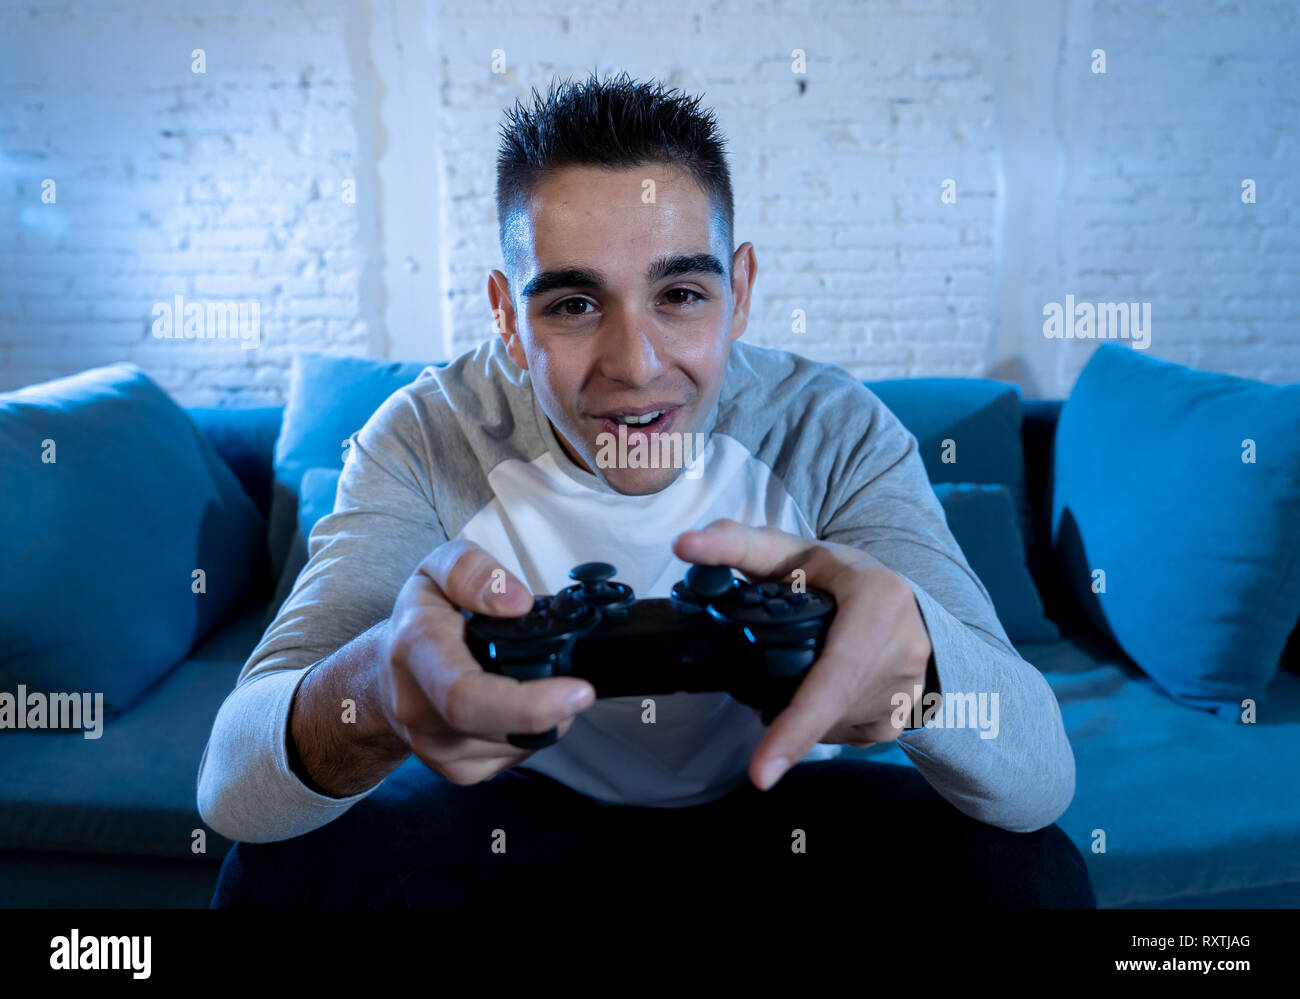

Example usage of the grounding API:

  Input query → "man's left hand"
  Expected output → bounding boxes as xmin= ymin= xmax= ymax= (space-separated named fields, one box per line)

xmin=672 ymin=518 xmax=934 ymax=792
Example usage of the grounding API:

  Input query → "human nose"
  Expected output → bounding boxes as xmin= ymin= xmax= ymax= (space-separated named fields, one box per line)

xmin=595 ymin=309 xmax=665 ymax=385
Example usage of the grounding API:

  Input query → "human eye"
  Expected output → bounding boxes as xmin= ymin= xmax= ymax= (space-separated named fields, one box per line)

xmin=544 ymin=296 xmax=597 ymax=319
xmin=663 ymin=288 xmax=706 ymax=308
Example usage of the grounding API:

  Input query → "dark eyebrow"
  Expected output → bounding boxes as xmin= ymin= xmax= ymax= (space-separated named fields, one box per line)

xmin=519 ymin=253 xmax=726 ymax=302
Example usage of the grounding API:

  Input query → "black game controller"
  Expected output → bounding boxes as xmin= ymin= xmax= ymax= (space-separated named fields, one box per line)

xmin=463 ymin=561 xmax=836 ymax=749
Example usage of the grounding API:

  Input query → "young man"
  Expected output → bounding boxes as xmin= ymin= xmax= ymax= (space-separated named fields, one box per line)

xmin=199 ymin=71 xmax=1093 ymax=908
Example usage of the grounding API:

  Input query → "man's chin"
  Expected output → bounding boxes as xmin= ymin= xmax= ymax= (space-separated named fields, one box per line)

xmin=597 ymin=465 xmax=684 ymax=496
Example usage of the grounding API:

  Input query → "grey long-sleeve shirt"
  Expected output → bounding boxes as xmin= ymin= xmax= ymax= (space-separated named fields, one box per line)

xmin=197 ymin=336 xmax=1075 ymax=842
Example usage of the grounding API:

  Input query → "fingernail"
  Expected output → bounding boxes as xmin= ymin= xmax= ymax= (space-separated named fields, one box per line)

xmin=759 ymin=756 xmax=789 ymax=790
xmin=486 ymin=587 xmax=526 ymax=613
xmin=567 ymin=687 xmax=594 ymax=712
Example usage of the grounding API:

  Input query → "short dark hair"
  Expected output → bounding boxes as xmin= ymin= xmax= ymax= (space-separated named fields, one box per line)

xmin=495 ymin=69 xmax=735 ymax=288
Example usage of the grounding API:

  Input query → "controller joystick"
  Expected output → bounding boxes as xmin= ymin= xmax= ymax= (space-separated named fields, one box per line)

xmin=684 ymin=563 xmax=736 ymax=598
xmin=464 ymin=560 xmax=836 ymax=749
xmin=567 ymin=561 xmax=635 ymax=612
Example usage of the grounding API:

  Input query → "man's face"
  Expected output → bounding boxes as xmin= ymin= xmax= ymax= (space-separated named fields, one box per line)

xmin=488 ymin=163 xmax=757 ymax=495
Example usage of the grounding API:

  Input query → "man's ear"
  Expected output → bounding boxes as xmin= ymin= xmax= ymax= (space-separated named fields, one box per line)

xmin=488 ymin=269 xmax=529 ymax=369
xmin=729 ymin=242 xmax=758 ymax=343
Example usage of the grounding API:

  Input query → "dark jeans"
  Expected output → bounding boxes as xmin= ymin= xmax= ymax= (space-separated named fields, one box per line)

xmin=211 ymin=758 xmax=1096 ymax=909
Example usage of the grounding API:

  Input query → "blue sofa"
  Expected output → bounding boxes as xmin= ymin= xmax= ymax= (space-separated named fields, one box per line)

xmin=2 ymin=349 xmax=1297 ymax=909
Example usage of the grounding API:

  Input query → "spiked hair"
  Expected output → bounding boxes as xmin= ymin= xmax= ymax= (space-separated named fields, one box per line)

xmin=495 ymin=69 xmax=735 ymax=284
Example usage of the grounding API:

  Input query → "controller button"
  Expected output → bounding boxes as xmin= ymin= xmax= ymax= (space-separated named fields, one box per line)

xmin=758 ymin=582 xmax=781 ymax=597
xmin=764 ymin=598 xmax=793 ymax=616
xmin=740 ymin=590 xmax=764 ymax=606
xmin=571 ymin=562 xmax=617 ymax=584
xmin=670 ymin=580 xmax=707 ymax=613
xmin=788 ymin=591 xmax=809 ymax=605
xmin=551 ymin=595 xmax=583 ymax=619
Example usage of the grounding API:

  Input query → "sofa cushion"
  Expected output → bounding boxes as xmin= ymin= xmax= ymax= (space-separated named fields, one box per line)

xmin=298 ymin=466 xmax=343 ymax=543
xmin=266 ymin=465 xmax=344 ymax=614
xmin=933 ymin=483 xmax=1059 ymax=643
xmin=0 ymin=599 xmax=268 ymax=862
xmin=267 ymin=353 xmax=433 ymax=580
xmin=0 ymin=364 xmax=266 ymax=717
xmin=865 ymin=378 xmax=1031 ymax=544
xmin=843 ymin=628 xmax=1300 ymax=907
xmin=1020 ymin=631 xmax=1300 ymax=907
xmin=186 ymin=406 xmax=283 ymax=520
xmin=1051 ymin=344 xmax=1300 ymax=717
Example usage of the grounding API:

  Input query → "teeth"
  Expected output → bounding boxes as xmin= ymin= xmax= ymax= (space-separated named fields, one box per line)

xmin=614 ymin=410 xmax=664 ymax=426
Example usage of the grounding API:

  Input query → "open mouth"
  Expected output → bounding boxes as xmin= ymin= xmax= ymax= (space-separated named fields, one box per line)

xmin=612 ymin=410 xmax=667 ymax=427
xmin=593 ymin=406 xmax=679 ymax=438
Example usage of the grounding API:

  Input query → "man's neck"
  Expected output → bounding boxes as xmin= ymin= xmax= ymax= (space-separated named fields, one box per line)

xmin=554 ymin=424 xmax=594 ymax=474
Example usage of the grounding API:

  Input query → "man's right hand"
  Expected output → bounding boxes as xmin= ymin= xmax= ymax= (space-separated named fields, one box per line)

xmin=375 ymin=539 xmax=596 ymax=786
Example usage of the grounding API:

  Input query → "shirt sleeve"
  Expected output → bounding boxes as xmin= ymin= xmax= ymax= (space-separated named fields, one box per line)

xmin=816 ymin=388 xmax=1076 ymax=833
xmin=197 ymin=388 xmax=448 ymax=843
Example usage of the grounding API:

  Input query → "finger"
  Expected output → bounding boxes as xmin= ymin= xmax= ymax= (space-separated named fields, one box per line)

xmin=393 ymin=574 xmax=595 ymax=737
xmin=402 ymin=625 xmax=595 ymax=738
xmin=420 ymin=538 xmax=536 ymax=617
xmin=749 ymin=583 xmax=900 ymax=789
xmin=438 ymin=669 xmax=596 ymax=739
xmin=671 ymin=519 xmax=824 ymax=582
xmin=408 ymin=713 xmax=583 ymax=761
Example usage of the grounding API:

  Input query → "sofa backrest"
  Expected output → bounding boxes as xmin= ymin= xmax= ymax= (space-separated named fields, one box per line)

xmin=1021 ymin=399 xmax=1067 ymax=621
xmin=186 ymin=406 xmax=283 ymax=520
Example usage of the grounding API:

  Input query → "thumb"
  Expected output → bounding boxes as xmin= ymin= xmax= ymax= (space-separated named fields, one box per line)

xmin=421 ymin=539 xmax=535 ymax=616
xmin=672 ymin=518 xmax=818 ymax=582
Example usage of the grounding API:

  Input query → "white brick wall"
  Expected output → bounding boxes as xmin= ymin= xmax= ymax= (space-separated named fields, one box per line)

xmin=1 ymin=0 xmax=1295 ymax=404
xmin=0 ymin=0 xmax=377 ymax=405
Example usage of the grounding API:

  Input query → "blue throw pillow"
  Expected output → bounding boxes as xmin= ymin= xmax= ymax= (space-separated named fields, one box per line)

xmin=1052 ymin=344 xmax=1300 ymax=717
xmin=268 ymin=353 xmax=434 ymax=579
xmin=0 ymin=364 xmax=266 ymax=717
xmin=932 ymin=483 xmax=1060 ymax=644
xmin=298 ymin=466 xmax=343 ymax=543
xmin=864 ymin=378 xmax=1032 ymax=546
xmin=266 ymin=465 xmax=344 ymax=618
